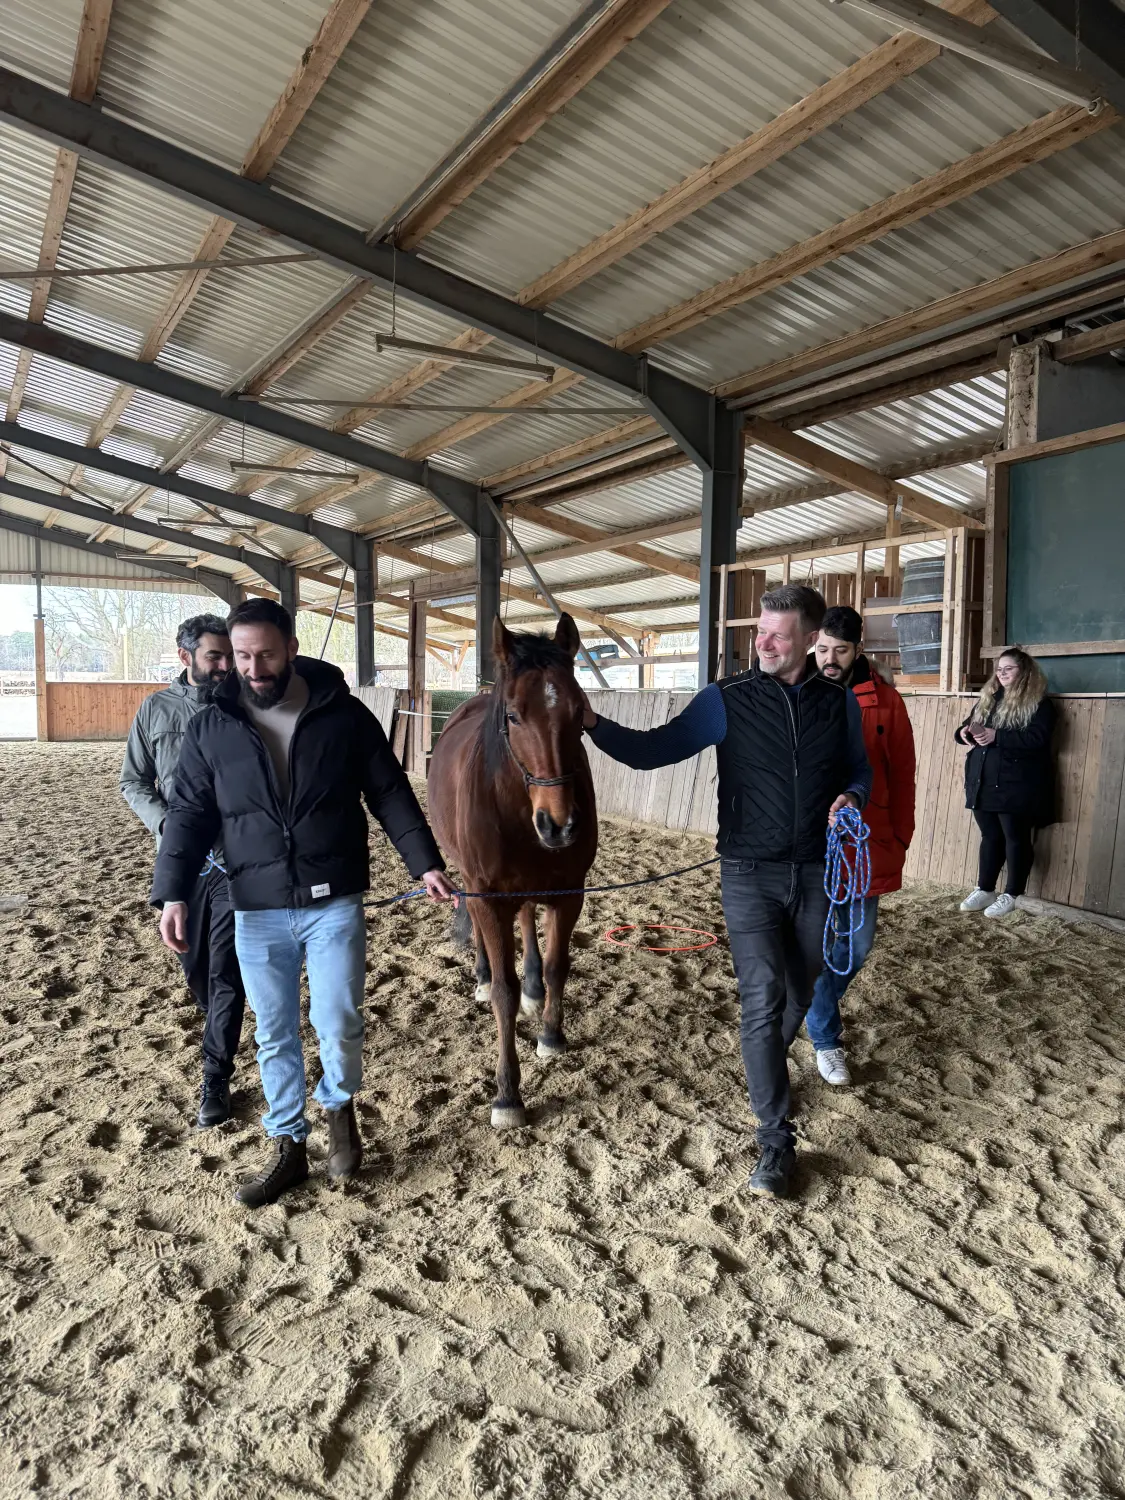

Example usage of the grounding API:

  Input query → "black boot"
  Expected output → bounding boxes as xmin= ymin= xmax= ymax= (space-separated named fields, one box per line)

xmin=747 ymin=1144 xmax=797 ymax=1199
xmin=197 ymin=1075 xmax=231 ymax=1129
xmin=234 ymin=1136 xmax=308 ymax=1207
xmin=325 ymin=1101 xmax=363 ymax=1180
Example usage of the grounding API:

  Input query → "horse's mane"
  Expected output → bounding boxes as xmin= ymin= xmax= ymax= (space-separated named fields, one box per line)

xmin=484 ymin=627 xmax=574 ymax=775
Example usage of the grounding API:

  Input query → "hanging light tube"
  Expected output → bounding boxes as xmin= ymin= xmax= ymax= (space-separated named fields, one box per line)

xmin=374 ymin=333 xmax=556 ymax=380
xmin=247 ymin=396 xmax=642 ymax=415
xmin=827 ymin=0 xmax=1105 ymax=110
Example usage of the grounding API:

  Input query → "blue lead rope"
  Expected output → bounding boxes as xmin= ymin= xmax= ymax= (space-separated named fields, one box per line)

xmin=822 ymin=804 xmax=871 ymax=977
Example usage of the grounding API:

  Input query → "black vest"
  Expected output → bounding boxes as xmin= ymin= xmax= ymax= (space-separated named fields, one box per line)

xmin=716 ymin=666 xmax=852 ymax=862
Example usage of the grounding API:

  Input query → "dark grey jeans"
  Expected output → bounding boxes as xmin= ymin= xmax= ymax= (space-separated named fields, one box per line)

xmin=720 ymin=858 xmax=829 ymax=1150
xmin=178 ymin=865 xmax=247 ymax=1081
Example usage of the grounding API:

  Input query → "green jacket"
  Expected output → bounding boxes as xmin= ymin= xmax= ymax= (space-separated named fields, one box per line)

xmin=120 ymin=672 xmax=222 ymax=858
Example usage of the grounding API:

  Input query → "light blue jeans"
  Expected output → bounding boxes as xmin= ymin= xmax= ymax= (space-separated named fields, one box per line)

xmin=805 ymin=896 xmax=880 ymax=1052
xmin=234 ymin=895 xmax=366 ymax=1141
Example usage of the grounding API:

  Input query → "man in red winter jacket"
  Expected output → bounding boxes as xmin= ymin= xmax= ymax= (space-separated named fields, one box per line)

xmin=807 ymin=605 xmax=916 ymax=1085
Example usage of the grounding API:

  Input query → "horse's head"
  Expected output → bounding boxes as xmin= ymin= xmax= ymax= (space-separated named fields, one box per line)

xmin=492 ymin=613 xmax=587 ymax=851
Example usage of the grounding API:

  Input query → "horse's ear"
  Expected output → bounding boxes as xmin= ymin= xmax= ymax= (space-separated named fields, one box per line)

xmin=554 ymin=612 xmax=581 ymax=661
xmin=492 ymin=615 xmax=515 ymax=668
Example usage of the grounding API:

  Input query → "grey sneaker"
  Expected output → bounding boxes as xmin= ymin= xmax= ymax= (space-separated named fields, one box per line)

xmin=816 ymin=1048 xmax=850 ymax=1086
xmin=960 ymin=888 xmax=995 ymax=912
xmin=747 ymin=1145 xmax=797 ymax=1199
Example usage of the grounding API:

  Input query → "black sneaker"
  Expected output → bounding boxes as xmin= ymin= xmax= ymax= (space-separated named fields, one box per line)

xmin=197 ymin=1075 xmax=231 ymax=1129
xmin=747 ymin=1145 xmax=797 ymax=1199
xmin=234 ymin=1136 xmax=309 ymax=1208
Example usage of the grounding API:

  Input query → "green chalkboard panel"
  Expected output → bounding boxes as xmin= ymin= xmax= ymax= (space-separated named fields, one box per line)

xmin=1007 ymin=439 xmax=1125 ymax=692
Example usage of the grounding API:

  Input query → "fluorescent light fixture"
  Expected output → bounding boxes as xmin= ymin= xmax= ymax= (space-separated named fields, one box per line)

xmin=374 ymin=333 xmax=556 ymax=380
xmin=828 ymin=0 xmax=1105 ymax=109
xmin=227 ymin=461 xmax=361 ymax=484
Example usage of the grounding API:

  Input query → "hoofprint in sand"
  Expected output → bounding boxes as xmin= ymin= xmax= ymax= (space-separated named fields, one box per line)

xmin=1 ymin=742 xmax=1124 ymax=1499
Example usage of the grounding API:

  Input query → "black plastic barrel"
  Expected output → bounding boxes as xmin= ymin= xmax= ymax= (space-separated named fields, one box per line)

xmin=895 ymin=558 xmax=944 ymax=675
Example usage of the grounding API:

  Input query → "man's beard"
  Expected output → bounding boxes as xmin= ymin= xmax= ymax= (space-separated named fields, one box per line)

xmin=819 ymin=663 xmax=852 ymax=684
xmin=240 ymin=661 xmax=292 ymax=709
xmin=189 ymin=659 xmax=228 ymax=689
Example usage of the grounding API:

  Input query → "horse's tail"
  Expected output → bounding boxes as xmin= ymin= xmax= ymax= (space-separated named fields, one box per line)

xmin=449 ymin=899 xmax=474 ymax=950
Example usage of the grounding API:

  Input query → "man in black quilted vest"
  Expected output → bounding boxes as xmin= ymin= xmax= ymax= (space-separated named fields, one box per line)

xmin=582 ymin=584 xmax=871 ymax=1200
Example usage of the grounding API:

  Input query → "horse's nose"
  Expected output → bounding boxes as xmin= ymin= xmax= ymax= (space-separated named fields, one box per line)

xmin=534 ymin=808 xmax=578 ymax=848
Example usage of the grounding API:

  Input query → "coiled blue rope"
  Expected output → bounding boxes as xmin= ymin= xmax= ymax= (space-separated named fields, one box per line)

xmin=822 ymin=804 xmax=871 ymax=976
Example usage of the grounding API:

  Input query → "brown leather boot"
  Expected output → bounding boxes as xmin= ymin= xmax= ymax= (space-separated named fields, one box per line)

xmin=234 ymin=1135 xmax=308 ymax=1207
xmin=325 ymin=1101 xmax=363 ymax=1179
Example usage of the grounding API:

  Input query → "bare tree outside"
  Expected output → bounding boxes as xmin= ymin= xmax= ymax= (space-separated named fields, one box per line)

xmin=42 ymin=587 xmax=219 ymax=680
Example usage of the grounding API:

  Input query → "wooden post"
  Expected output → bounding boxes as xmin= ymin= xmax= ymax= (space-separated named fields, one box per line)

xmin=406 ymin=588 xmax=426 ymax=773
xmin=33 ymin=615 xmax=49 ymax=741
xmin=120 ymin=625 xmax=131 ymax=682
xmin=781 ymin=554 xmax=791 ymax=584
xmin=716 ymin=563 xmax=729 ymax=681
xmin=854 ymin=543 xmax=866 ymax=628
xmin=939 ymin=532 xmax=956 ymax=691
xmin=950 ymin=526 xmax=971 ymax=691
xmin=884 ymin=503 xmax=901 ymax=595
xmin=640 ymin=631 xmax=657 ymax=689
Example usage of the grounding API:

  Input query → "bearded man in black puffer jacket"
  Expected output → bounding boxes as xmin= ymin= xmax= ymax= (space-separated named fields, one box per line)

xmin=152 ymin=598 xmax=454 ymax=1208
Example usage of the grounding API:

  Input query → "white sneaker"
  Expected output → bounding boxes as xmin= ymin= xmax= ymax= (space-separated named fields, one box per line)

xmin=816 ymin=1048 xmax=850 ymax=1086
xmin=984 ymin=892 xmax=1017 ymax=919
xmin=959 ymin=888 xmax=995 ymax=912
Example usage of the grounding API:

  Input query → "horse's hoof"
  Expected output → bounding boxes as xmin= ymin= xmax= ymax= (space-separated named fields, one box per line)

xmin=536 ymin=1034 xmax=567 ymax=1059
xmin=475 ymin=983 xmax=491 ymax=1005
xmin=519 ymin=990 xmax=543 ymax=1018
xmin=490 ymin=1103 xmax=527 ymax=1130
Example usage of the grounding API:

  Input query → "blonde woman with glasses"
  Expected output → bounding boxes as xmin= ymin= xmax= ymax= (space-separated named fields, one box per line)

xmin=955 ymin=647 xmax=1055 ymax=918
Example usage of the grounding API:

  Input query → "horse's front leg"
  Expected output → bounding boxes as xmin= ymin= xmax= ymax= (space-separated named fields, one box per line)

xmin=538 ymin=894 xmax=583 ymax=1059
xmin=476 ymin=901 xmax=525 ymax=1128
xmin=518 ymin=901 xmax=544 ymax=1019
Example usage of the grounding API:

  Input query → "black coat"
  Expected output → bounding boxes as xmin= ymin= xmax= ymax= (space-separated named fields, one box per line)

xmin=956 ymin=693 xmax=1055 ymax=825
xmin=151 ymin=657 xmax=443 ymax=911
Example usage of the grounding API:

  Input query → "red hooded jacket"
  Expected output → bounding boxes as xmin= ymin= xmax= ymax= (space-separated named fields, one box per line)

xmin=848 ymin=656 xmax=916 ymax=896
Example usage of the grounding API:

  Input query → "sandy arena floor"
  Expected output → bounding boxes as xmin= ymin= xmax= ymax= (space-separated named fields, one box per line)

xmin=1 ymin=741 xmax=1124 ymax=1499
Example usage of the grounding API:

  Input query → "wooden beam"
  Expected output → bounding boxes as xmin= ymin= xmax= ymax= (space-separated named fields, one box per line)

xmin=69 ymin=0 xmax=114 ymax=104
xmin=393 ymin=0 xmax=674 ymax=248
xmin=983 ymin=418 xmax=1125 ymax=465
xmin=745 ymin=416 xmax=971 ymax=529
xmin=400 ymin=369 xmax=585 ymax=461
xmin=89 ymin=0 xmax=372 ymax=447
xmin=485 ymin=415 xmax=659 ymax=489
xmin=521 ymin=0 xmax=996 ymax=305
xmin=718 ymin=228 xmax=1125 ymax=403
xmin=507 ymin=499 xmax=699 ymax=581
xmin=1053 ymin=322 xmax=1125 ymax=362
xmin=501 ymin=436 xmax=678 ymax=501
xmin=618 ymin=105 xmax=1116 ymax=351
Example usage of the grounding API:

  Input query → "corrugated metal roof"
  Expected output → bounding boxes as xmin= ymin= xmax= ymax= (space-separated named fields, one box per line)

xmin=96 ymin=0 xmax=337 ymax=172
xmin=0 ymin=123 xmax=60 ymax=322
xmin=269 ymin=0 xmax=591 ymax=232
xmin=0 ymin=0 xmax=83 ymax=93
xmin=0 ymin=509 xmax=231 ymax=595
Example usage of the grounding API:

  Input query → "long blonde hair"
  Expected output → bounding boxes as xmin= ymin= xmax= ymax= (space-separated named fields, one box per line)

xmin=972 ymin=647 xmax=1048 ymax=729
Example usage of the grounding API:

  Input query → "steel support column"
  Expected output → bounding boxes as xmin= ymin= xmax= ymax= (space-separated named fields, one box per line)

xmin=698 ymin=400 xmax=743 ymax=686
xmin=353 ymin=540 xmax=376 ymax=687
xmin=475 ymin=494 xmax=502 ymax=689
xmin=277 ymin=566 xmax=299 ymax=627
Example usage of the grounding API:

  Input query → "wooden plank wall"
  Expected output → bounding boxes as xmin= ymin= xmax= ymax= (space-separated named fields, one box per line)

xmin=44 ymin=681 xmax=158 ymax=740
xmin=356 ymin=685 xmax=402 ymax=739
xmin=583 ymin=690 xmax=1125 ymax=918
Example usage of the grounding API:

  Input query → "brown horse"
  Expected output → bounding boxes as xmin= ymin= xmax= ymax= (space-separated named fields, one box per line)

xmin=427 ymin=614 xmax=598 ymax=1128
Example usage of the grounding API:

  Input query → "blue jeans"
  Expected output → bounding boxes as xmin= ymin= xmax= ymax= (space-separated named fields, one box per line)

xmin=805 ymin=896 xmax=880 ymax=1052
xmin=234 ymin=895 xmax=367 ymax=1141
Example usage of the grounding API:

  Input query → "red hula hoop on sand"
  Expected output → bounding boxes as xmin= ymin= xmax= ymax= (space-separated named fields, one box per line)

xmin=603 ymin=924 xmax=718 ymax=953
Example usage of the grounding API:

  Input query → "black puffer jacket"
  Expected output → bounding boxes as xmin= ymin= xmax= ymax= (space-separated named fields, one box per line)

xmin=956 ymin=691 xmax=1055 ymax=825
xmin=151 ymin=657 xmax=443 ymax=911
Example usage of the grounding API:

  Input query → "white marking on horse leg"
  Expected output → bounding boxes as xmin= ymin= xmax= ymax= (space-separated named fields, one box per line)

xmin=520 ymin=990 xmax=542 ymax=1018
xmin=536 ymin=1034 xmax=568 ymax=1059
xmin=491 ymin=1103 xmax=527 ymax=1129
xmin=475 ymin=983 xmax=491 ymax=1005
